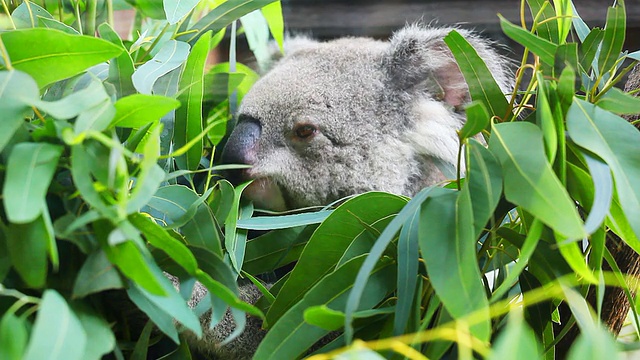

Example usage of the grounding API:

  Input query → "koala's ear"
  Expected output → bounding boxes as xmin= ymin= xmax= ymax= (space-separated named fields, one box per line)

xmin=382 ymin=25 xmax=490 ymax=108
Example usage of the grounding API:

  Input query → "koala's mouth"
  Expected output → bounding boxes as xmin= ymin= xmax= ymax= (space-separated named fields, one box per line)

xmin=243 ymin=177 xmax=289 ymax=212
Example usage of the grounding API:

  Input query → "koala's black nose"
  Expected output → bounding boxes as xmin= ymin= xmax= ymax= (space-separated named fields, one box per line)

xmin=221 ymin=116 xmax=262 ymax=185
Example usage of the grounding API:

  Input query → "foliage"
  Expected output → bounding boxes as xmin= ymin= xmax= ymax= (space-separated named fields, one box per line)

xmin=1 ymin=0 xmax=640 ymax=360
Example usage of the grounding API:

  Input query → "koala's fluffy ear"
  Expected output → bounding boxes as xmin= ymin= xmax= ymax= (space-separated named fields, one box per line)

xmin=382 ymin=25 xmax=507 ymax=108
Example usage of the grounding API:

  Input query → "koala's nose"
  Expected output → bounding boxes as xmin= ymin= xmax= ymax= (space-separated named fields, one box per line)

xmin=221 ymin=116 xmax=262 ymax=185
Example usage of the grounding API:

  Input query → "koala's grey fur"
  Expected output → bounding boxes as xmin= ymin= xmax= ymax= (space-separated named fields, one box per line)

xmin=222 ymin=24 xmax=511 ymax=211
xmin=190 ymin=24 xmax=511 ymax=358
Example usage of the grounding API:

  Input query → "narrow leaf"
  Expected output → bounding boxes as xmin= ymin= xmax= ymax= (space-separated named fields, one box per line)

xmin=500 ymin=15 xmax=558 ymax=65
xmin=132 ymin=40 xmax=190 ymax=94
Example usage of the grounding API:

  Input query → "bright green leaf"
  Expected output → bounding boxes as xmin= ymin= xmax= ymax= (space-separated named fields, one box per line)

xmin=23 ymin=290 xmax=87 ymax=360
xmin=0 ymin=28 xmax=123 ymax=88
xmin=0 ymin=312 xmax=27 ymax=360
xmin=499 ymin=15 xmax=558 ymax=65
xmin=111 ymin=94 xmax=180 ymax=128
xmin=598 ymin=2 xmax=626 ymax=74
xmin=489 ymin=122 xmax=586 ymax=239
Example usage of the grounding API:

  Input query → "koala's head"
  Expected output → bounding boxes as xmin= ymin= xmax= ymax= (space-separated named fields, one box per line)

xmin=221 ymin=25 xmax=511 ymax=211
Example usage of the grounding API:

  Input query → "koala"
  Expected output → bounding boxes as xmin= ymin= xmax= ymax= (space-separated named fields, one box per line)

xmin=221 ymin=24 xmax=511 ymax=211
xmin=191 ymin=24 xmax=511 ymax=358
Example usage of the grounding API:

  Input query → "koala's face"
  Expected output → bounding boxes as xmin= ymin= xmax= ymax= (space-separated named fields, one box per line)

xmin=221 ymin=26 xmax=510 ymax=211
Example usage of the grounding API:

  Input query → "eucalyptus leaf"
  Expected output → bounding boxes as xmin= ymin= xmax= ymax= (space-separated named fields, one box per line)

xmin=0 ymin=71 xmax=40 ymax=152
xmin=499 ymin=15 xmax=557 ymax=65
xmin=132 ymin=40 xmax=190 ymax=94
xmin=0 ymin=28 xmax=123 ymax=88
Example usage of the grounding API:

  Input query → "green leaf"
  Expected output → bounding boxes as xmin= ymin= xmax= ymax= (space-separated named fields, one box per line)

xmin=243 ymin=226 xmax=310 ymax=274
xmin=204 ymin=62 xmax=259 ymax=104
xmin=579 ymin=28 xmax=604 ymax=71
xmin=175 ymin=31 xmax=210 ymax=171
xmin=132 ymin=40 xmax=190 ymax=94
xmin=261 ymin=1 xmax=284 ymax=53
xmin=0 ymin=312 xmax=27 ymax=360
xmin=164 ymin=0 xmax=200 ymax=25
xmin=237 ymin=210 xmax=331 ymax=230
xmin=0 ymin=28 xmax=123 ymax=88
xmin=35 ymin=75 xmax=111 ymax=120
xmin=444 ymin=30 xmax=510 ymax=119
xmin=73 ymin=250 xmax=124 ymax=298
xmin=38 ymin=17 xmax=79 ymax=34
xmin=582 ymin=153 xmax=613 ymax=234
xmin=224 ymin=182 xmax=252 ymax=274
xmin=181 ymin=204 xmax=224 ymax=256
xmin=489 ymin=122 xmax=586 ymax=239
xmin=466 ymin=140 xmax=503 ymax=238
xmin=177 ymin=0 xmax=279 ymax=44
xmin=6 ymin=212 xmax=54 ymax=287
xmin=527 ymin=0 xmax=559 ymax=43
xmin=567 ymin=328 xmax=623 ymax=360
xmin=596 ymin=87 xmax=640 ymax=115
xmin=536 ymin=74 xmax=557 ymax=162
xmin=74 ymin=97 xmax=115 ymax=134
xmin=459 ymin=101 xmax=490 ymax=140
xmin=11 ymin=1 xmax=53 ymax=28
xmin=23 ymin=290 xmax=87 ymax=360
xmin=488 ymin=309 xmax=542 ymax=360
xmin=111 ymin=94 xmax=180 ymax=128
xmin=254 ymin=255 xmax=396 ymax=360
xmin=266 ymin=192 xmax=407 ymax=325
xmin=394 ymin=209 xmax=419 ymax=336
xmin=499 ymin=15 xmax=558 ymax=65
xmin=419 ymin=188 xmax=490 ymax=341
xmin=98 ymin=23 xmax=136 ymax=98
xmin=567 ymin=98 xmax=640 ymax=243
xmin=0 ymin=71 xmax=40 ymax=153
xmin=598 ymin=2 xmax=626 ymax=74
xmin=3 ymin=143 xmax=63 ymax=223
xmin=74 ymin=306 xmax=116 ymax=360
xmin=144 ymin=185 xmax=200 ymax=225
xmin=130 ymin=213 xmax=198 ymax=274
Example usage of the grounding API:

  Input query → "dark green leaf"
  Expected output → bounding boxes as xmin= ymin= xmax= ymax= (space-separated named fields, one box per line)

xmin=73 ymin=249 xmax=124 ymax=298
xmin=243 ymin=226 xmax=310 ymax=274
xmin=74 ymin=306 xmax=116 ymax=359
xmin=254 ymin=255 xmax=396 ymax=360
xmin=459 ymin=101 xmax=490 ymax=140
xmin=598 ymin=2 xmax=626 ymax=74
xmin=6 ymin=212 xmax=54 ymax=288
xmin=465 ymin=140 xmax=503 ymax=238
xmin=527 ymin=0 xmax=559 ymax=43
xmin=488 ymin=310 xmax=542 ymax=360
xmin=0 ymin=28 xmax=123 ymax=88
xmin=579 ymin=28 xmax=604 ymax=71
xmin=499 ymin=15 xmax=558 ymax=65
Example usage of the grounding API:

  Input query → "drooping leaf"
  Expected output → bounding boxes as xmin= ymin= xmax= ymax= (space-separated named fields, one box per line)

xmin=177 ymin=0 xmax=279 ymax=44
xmin=175 ymin=31 xmax=210 ymax=171
xmin=74 ymin=306 xmax=116 ymax=360
xmin=444 ymin=30 xmax=510 ymax=119
xmin=499 ymin=15 xmax=558 ymax=65
xmin=98 ymin=23 xmax=136 ymax=98
xmin=419 ymin=188 xmax=490 ymax=341
xmin=488 ymin=309 xmax=542 ymax=360
xmin=0 ymin=28 xmax=123 ymax=88
xmin=489 ymin=122 xmax=585 ymax=239
xmin=3 ymin=143 xmax=63 ymax=224
xmin=261 ymin=1 xmax=284 ymax=53
xmin=459 ymin=101 xmax=490 ymax=140
xmin=567 ymin=98 xmax=640 ymax=242
xmin=23 ymin=290 xmax=87 ymax=360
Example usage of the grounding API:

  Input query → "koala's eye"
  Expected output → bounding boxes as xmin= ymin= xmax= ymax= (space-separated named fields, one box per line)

xmin=293 ymin=123 xmax=318 ymax=140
